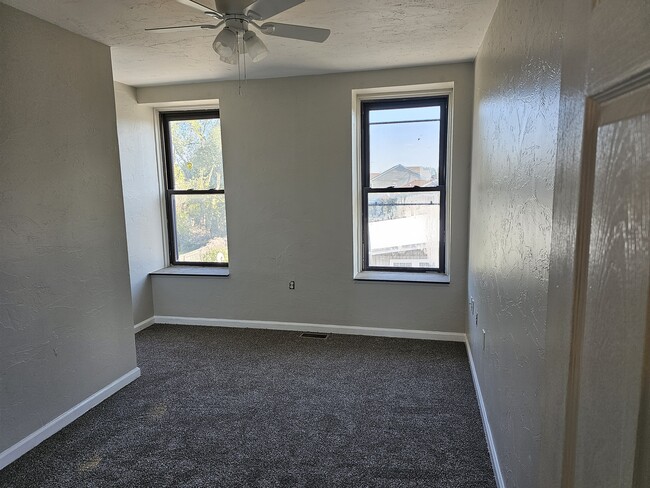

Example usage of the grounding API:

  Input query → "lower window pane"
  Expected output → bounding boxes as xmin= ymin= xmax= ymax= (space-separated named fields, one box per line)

xmin=172 ymin=194 xmax=228 ymax=263
xmin=367 ymin=191 xmax=440 ymax=269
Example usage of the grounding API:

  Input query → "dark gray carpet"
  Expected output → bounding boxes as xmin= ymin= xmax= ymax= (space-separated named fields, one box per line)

xmin=0 ymin=325 xmax=496 ymax=487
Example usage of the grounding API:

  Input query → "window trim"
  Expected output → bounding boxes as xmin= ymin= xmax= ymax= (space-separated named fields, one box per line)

xmin=351 ymin=83 xmax=454 ymax=283
xmin=160 ymin=109 xmax=228 ymax=268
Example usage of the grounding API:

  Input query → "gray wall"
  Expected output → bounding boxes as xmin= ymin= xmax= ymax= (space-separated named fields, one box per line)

xmin=0 ymin=4 xmax=137 ymax=453
xmin=139 ymin=63 xmax=474 ymax=333
xmin=114 ymin=82 xmax=166 ymax=325
xmin=466 ymin=0 xmax=562 ymax=486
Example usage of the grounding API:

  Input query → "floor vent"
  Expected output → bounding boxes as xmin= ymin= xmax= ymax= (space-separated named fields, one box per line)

xmin=300 ymin=332 xmax=329 ymax=339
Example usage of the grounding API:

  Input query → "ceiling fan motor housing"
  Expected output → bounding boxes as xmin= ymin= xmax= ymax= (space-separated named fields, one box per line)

xmin=224 ymin=15 xmax=251 ymax=33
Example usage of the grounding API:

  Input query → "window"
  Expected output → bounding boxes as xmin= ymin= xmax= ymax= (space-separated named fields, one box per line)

xmin=358 ymin=95 xmax=448 ymax=278
xmin=161 ymin=110 xmax=229 ymax=266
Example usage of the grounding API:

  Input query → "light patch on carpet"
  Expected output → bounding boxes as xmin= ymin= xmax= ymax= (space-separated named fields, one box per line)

xmin=78 ymin=455 xmax=102 ymax=472
xmin=148 ymin=403 xmax=168 ymax=419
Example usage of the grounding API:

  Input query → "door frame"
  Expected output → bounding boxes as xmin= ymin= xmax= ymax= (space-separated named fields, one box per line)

xmin=560 ymin=68 xmax=650 ymax=488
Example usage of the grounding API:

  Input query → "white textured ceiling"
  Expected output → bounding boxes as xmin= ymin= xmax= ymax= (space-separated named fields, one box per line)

xmin=2 ymin=0 xmax=497 ymax=87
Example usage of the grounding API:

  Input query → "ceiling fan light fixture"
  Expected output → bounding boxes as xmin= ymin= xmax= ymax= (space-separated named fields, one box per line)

xmin=212 ymin=27 xmax=237 ymax=57
xmin=219 ymin=51 xmax=239 ymax=65
xmin=243 ymin=31 xmax=268 ymax=63
xmin=151 ymin=0 xmax=331 ymax=71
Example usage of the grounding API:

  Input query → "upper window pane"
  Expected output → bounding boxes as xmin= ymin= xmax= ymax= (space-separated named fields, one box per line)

xmin=168 ymin=118 xmax=224 ymax=190
xmin=368 ymin=106 xmax=440 ymax=188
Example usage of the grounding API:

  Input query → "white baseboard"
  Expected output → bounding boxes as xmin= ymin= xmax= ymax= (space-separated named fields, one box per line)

xmin=153 ymin=315 xmax=466 ymax=342
xmin=465 ymin=340 xmax=505 ymax=488
xmin=0 ymin=367 xmax=140 ymax=471
xmin=134 ymin=316 xmax=155 ymax=333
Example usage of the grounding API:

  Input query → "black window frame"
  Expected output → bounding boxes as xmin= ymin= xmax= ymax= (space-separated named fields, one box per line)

xmin=160 ymin=109 xmax=228 ymax=268
xmin=361 ymin=96 xmax=448 ymax=274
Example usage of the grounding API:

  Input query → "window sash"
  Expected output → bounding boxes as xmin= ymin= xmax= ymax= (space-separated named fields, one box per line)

xmin=161 ymin=110 xmax=222 ymax=191
xmin=161 ymin=110 xmax=228 ymax=267
xmin=164 ymin=191 xmax=229 ymax=268
xmin=362 ymin=187 xmax=446 ymax=273
xmin=360 ymin=96 xmax=448 ymax=273
xmin=167 ymin=189 xmax=225 ymax=195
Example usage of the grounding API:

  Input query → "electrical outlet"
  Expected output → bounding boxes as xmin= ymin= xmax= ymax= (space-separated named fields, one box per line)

xmin=288 ymin=281 xmax=295 ymax=290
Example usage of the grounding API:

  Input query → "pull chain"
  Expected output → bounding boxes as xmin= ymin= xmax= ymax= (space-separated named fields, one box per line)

xmin=237 ymin=31 xmax=242 ymax=96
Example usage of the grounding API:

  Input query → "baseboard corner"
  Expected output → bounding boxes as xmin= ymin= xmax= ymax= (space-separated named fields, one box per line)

xmin=0 ymin=367 xmax=140 ymax=471
xmin=134 ymin=316 xmax=155 ymax=333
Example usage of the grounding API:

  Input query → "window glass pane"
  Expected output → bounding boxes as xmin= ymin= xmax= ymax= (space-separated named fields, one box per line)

xmin=367 ymin=191 xmax=440 ymax=269
xmin=369 ymin=107 xmax=440 ymax=188
xmin=172 ymin=194 xmax=228 ymax=263
xmin=168 ymin=118 xmax=224 ymax=190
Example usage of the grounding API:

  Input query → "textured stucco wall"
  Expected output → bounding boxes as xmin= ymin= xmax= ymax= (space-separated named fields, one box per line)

xmin=0 ymin=4 xmax=137 ymax=453
xmin=114 ymin=82 xmax=166 ymax=325
xmin=140 ymin=63 xmax=474 ymax=333
xmin=467 ymin=0 xmax=562 ymax=486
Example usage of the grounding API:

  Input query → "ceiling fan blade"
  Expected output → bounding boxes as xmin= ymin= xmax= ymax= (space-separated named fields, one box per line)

xmin=176 ymin=0 xmax=221 ymax=16
xmin=245 ymin=0 xmax=304 ymax=20
xmin=145 ymin=23 xmax=222 ymax=33
xmin=259 ymin=22 xmax=330 ymax=42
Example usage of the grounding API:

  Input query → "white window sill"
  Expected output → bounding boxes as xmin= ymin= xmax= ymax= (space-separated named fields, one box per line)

xmin=354 ymin=271 xmax=450 ymax=284
xmin=151 ymin=266 xmax=229 ymax=277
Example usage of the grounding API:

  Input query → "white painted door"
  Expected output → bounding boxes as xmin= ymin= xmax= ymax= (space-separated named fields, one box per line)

xmin=570 ymin=80 xmax=650 ymax=488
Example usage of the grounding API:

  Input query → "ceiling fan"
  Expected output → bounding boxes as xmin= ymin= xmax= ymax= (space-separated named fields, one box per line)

xmin=147 ymin=0 xmax=331 ymax=65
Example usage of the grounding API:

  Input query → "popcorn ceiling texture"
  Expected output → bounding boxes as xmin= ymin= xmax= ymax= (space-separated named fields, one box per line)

xmin=466 ymin=0 xmax=562 ymax=486
xmin=0 ymin=0 xmax=498 ymax=86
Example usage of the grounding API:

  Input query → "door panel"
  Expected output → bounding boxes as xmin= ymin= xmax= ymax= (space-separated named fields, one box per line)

xmin=573 ymin=82 xmax=650 ymax=487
